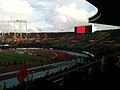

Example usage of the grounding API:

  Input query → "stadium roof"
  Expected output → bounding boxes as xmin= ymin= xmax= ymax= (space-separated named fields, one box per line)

xmin=87 ymin=0 xmax=120 ymax=26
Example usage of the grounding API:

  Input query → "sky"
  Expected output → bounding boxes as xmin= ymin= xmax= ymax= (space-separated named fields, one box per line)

xmin=0 ymin=0 xmax=119 ymax=33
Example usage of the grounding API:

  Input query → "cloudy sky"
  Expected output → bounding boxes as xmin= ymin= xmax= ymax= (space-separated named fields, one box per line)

xmin=0 ymin=0 xmax=117 ymax=33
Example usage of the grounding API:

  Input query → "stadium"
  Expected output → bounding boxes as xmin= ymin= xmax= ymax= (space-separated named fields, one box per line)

xmin=0 ymin=0 xmax=120 ymax=90
xmin=0 ymin=21 xmax=120 ymax=90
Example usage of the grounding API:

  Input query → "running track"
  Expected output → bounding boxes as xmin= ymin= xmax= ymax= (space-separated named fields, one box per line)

xmin=0 ymin=49 xmax=89 ymax=88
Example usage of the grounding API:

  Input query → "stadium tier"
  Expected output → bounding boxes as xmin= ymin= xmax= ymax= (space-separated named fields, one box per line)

xmin=0 ymin=28 xmax=120 ymax=90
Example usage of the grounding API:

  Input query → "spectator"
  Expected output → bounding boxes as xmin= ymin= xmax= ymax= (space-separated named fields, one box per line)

xmin=3 ymin=81 xmax=7 ymax=90
xmin=25 ymin=78 xmax=63 ymax=90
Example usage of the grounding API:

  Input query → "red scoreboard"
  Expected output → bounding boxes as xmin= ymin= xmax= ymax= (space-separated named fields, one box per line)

xmin=74 ymin=25 xmax=92 ymax=34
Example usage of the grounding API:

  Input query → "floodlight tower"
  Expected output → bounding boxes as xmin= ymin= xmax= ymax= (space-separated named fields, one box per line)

xmin=0 ymin=20 xmax=15 ymax=33
xmin=15 ymin=20 xmax=27 ymax=38
xmin=0 ymin=20 xmax=27 ymax=42
xmin=0 ymin=20 xmax=27 ymax=33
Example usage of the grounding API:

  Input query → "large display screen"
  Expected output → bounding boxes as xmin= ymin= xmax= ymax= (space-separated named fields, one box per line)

xmin=75 ymin=25 xmax=92 ymax=34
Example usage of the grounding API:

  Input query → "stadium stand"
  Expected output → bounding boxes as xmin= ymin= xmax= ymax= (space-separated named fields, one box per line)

xmin=0 ymin=29 xmax=119 ymax=90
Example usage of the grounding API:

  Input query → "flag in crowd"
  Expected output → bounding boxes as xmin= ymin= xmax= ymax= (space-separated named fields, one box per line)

xmin=16 ymin=64 xmax=28 ymax=83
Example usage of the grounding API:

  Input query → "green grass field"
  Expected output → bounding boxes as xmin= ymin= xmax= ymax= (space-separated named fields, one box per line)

xmin=0 ymin=50 xmax=51 ymax=67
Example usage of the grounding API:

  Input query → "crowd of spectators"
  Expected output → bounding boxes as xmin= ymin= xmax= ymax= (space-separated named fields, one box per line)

xmin=4 ymin=54 xmax=120 ymax=90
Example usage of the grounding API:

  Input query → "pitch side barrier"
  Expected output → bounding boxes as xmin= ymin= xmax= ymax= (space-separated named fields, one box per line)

xmin=47 ymin=59 xmax=101 ymax=82
xmin=47 ymin=51 xmax=120 ymax=83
